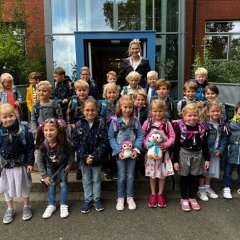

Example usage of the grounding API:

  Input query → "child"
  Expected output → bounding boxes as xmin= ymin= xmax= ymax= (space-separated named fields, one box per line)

xmin=145 ymin=71 xmax=158 ymax=105
xmin=0 ymin=73 xmax=22 ymax=118
xmin=108 ymin=95 xmax=144 ymax=211
xmin=193 ymin=67 xmax=209 ymax=102
xmin=151 ymin=79 xmax=176 ymax=121
xmin=203 ymin=84 xmax=227 ymax=122
xmin=173 ymin=103 xmax=210 ymax=211
xmin=102 ymin=71 xmax=121 ymax=93
xmin=99 ymin=83 xmax=119 ymax=181
xmin=120 ymin=71 xmax=143 ymax=96
xmin=36 ymin=118 xmax=74 ymax=219
xmin=198 ymin=101 xmax=229 ymax=201
xmin=142 ymin=99 xmax=175 ymax=208
xmin=26 ymin=72 xmax=41 ymax=113
xmin=80 ymin=66 xmax=100 ymax=100
xmin=31 ymin=81 xmax=63 ymax=137
xmin=0 ymin=104 xmax=35 ymax=224
xmin=177 ymin=80 xmax=198 ymax=117
xmin=73 ymin=98 xmax=107 ymax=213
xmin=53 ymin=67 xmax=73 ymax=121
xmin=222 ymin=102 xmax=240 ymax=199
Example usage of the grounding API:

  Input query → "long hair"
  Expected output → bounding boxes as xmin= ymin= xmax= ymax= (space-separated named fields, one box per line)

xmin=35 ymin=118 xmax=67 ymax=149
xmin=200 ymin=100 xmax=221 ymax=123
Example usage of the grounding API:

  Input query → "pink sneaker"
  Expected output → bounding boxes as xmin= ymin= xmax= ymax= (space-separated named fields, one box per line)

xmin=180 ymin=199 xmax=191 ymax=212
xmin=157 ymin=194 xmax=166 ymax=208
xmin=188 ymin=198 xmax=201 ymax=210
xmin=148 ymin=195 xmax=157 ymax=208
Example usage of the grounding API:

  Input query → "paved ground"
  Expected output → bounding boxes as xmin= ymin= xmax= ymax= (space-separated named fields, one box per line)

xmin=0 ymin=195 xmax=240 ymax=240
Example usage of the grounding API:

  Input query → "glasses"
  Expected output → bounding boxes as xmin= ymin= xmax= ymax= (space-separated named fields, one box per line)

xmin=81 ymin=73 xmax=90 ymax=76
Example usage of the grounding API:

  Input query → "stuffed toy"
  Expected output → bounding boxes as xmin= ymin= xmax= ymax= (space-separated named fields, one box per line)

xmin=146 ymin=130 xmax=165 ymax=161
xmin=120 ymin=141 xmax=133 ymax=159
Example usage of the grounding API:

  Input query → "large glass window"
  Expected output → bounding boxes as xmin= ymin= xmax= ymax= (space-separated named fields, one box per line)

xmin=52 ymin=0 xmax=76 ymax=33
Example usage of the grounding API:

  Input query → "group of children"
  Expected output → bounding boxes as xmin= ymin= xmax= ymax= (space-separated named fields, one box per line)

xmin=0 ymin=66 xmax=239 ymax=225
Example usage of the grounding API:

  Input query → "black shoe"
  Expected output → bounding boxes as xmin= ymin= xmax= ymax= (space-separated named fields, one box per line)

xmin=76 ymin=170 xmax=82 ymax=180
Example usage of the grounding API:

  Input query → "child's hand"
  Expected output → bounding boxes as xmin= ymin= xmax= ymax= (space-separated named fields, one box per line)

xmin=62 ymin=99 xmax=68 ymax=104
xmin=174 ymin=163 xmax=179 ymax=171
xmin=26 ymin=165 xmax=33 ymax=173
xmin=64 ymin=165 xmax=70 ymax=172
xmin=43 ymin=176 xmax=51 ymax=186
xmin=131 ymin=150 xmax=138 ymax=158
xmin=214 ymin=150 xmax=220 ymax=157
xmin=71 ymin=123 xmax=76 ymax=129
xmin=14 ymin=101 xmax=20 ymax=107
xmin=205 ymin=161 xmax=210 ymax=169
xmin=86 ymin=155 xmax=93 ymax=164
xmin=119 ymin=152 xmax=125 ymax=159
xmin=159 ymin=143 xmax=165 ymax=150
xmin=197 ymin=101 xmax=204 ymax=108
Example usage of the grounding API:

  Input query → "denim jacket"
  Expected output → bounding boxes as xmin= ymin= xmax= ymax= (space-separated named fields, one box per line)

xmin=108 ymin=116 xmax=144 ymax=156
xmin=227 ymin=119 xmax=240 ymax=164
xmin=205 ymin=119 xmax=229 ymax=157
xmin=72 ymin=117 xmax=108 ymax=166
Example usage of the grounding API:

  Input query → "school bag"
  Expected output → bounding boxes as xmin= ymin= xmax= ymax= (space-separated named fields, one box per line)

xmin=70 ymin=95 xmax=79 ymax=112
xmin=34 ymin=99 xmax=59 ymax=120
xmin=99 ymin=99 xmax=107 ymax=116
xmin=144 ymin=117 xmax=169 ymax=137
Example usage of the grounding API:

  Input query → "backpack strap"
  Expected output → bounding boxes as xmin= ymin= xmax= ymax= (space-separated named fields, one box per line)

xmin=180 ymin=99 xmax=187 ymax=111
xmin=99 ymin=99 xmax=107 ymax=116
xmin=122 ymin=86 xmax=128 ymax=95
xmin=145 ymin=117 xmax=168 ymax=136
xmin=70 ymin=95 xmax=78 ymax=111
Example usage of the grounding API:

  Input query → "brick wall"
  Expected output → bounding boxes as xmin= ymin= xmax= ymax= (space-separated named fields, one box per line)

xmin=185 ymin=0 xmax=240 ymax=80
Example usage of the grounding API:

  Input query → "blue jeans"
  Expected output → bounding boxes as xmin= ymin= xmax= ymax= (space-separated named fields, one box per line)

xmin=223 ymin=161 xmax=240 ymax=188
xmin=81 ymin=164 xmax=102 ymax=202
xmin=116 ymin=157 xmax=136 ymax=198
xmin=47 ymin=165 xmax=68 ymax=206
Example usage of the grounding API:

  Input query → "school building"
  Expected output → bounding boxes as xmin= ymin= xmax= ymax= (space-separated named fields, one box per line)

xmin=2 ymin=0 xmax=240 ymax=98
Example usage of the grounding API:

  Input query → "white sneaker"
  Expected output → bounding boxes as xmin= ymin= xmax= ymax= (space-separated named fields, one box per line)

xmin=205 ymin=187 xmax=219 ymax=199
xmin=116 ymin=198 xmax=124 ymax=211
xmin=127 ymin=197 xmax=136 ymax=210
xmin=60 ymin=205 xmax=69 ymax=218
xmin=42 ymin=205 xmax=56 ymax=219
xmin=237 ymin=189 xmax=240 ymax=195
xmin=197 ymin=188 xmax=209 ymax=201
xmin=222 ymin=187 xmax=232 ymax=199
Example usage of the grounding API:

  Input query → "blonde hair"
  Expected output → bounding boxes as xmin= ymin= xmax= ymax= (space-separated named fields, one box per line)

xmin=155 ymin=78 xmax=171 ymax=90
xmin=0 ymin=73 xmax=14 ymax=91
xmin=200 ymin=100 xmax=221 ymax=122
xmin=37 ymin=81 xmax=52 ymax=93
xmin=182 ymin=103 xmax=199 ymax=116
xmin=195 ymin=67 xmax=208 ymax=78
xmin=102 ymin=82 xmax=119 ymax=99
xmin=74 ymin=79 xmax=89 ymax=90
xmin=147 ymin=71 xmax=158 ymax=80
xmin=133 ymin=89 xmax=147 ymax=101
xmin=149 ymin=99 xmax=166 ymax=113
xmin=126 ymin=71 xmax=141 ymax=83
xmin=128 ymin=39 xmax=141 ymax=56
xmin=0 ymin=103 xmax=20 ymax=128
xmin=53 ymin=67 xmax=65 ymax=76
xmin=183 ymin=80 xmax=198 ymax=92
xmin=106 ymin=71 xmax=117 ymax=79
xmin=82 ymin=98 xmax=98 ymax=111
xmin=80 ymin=66 xmax=90 ymax=75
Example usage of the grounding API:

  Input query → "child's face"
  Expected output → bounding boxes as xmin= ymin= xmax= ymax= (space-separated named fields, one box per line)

xmin=83 ymin=102 xmax=98 ymax=122
xmin=207 ymin=107 xmax=221 ymax=122
xmin=106 ymin=89 xmax=118 ymax=103
xmin=2 ymin=78 xmax=13 ymax=90
xmin=205 ymin=89 xmax=217 ymax=102
xmin=128 ymin=79 xmax=139 ymax=89
xmin=80 ymin=70 xmax=90 ymax=81
xmin=43 ymin=123 xmax=58 ymax=142
xmin=156 ymin=86 xmax=169 ymax=99
xmin=76 ymin=88 xmax=89 ymax=101
xmin=134 ymin=94 xmax=146 ymax=108
xmin=120 ymin=101 xmax=133 ymax=118
xmin=53 ymin=74 xmax=64 ymax=83
xmin=236 ymin=108 xmax=240 ymax=121
xmin=0 ymin=110 xmax=16 ymax=127
xmin=107 ymin=75 xmax=116 ymax=83
xmin=148 ymin=76 xmax=158 ymax=87
xmin=29 ymin=78 xmax=39 ymax=87
xmin=195 ymin=74 xmax=206 ymax=84
xmin=150 ymin=107 xmax=165 ymax=121
xmin=38 ymin=86 xmax=51 ymax=101
xmin=183 ymin=110 xmax=199 ymax=126
xmin=184 ymin=88 xmax=196 ymax=101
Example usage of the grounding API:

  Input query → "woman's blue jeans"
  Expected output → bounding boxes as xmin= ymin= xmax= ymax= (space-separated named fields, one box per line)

xmin=81 ymin=164 xmax=102 ymax=202
xmin=47 ymin=165 xmax=68 ymax=206
xmin=116 ymin=157 xmax=136 ymax=198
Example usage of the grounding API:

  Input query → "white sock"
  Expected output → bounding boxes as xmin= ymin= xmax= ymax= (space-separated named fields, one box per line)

xmin=204 ymin=185 xmax=210 ymax=190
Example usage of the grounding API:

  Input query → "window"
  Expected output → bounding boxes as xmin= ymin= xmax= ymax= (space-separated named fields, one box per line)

xmin=205 ymin=21 xmax=240 ymax=60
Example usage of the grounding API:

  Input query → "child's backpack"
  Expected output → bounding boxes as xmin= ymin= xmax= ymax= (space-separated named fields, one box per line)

xmin=99 ymin=99 xmax=107 ymax=116
xmin=34 ymin=99 xmax=59 ymax=120
xmin=144 ymin=117 xmax=169 ymax=137
xmin=70 ymin=95 xmax=79 ymax=112
xmin=122 ymin=86 xmax=128 ymax=95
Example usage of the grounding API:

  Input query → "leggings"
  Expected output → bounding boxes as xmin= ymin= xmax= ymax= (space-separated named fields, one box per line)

xmin=180 ymin=175 xmax=198 ymax=199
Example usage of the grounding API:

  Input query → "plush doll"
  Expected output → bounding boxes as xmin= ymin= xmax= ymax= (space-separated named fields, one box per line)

xmin=146 ymin=130 xmax=165 ymax=161
xmin=120 ymin=141 xmax=133 ymax=159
